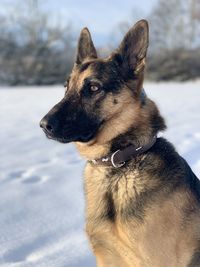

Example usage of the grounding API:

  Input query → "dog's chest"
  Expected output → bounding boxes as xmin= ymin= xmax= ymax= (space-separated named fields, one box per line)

xmin=83 ymin=163 xmax=149 ymax=266
xmin=84 ymin=163 xmax=143 ymax=221
xmin=84 ymin=161 xmax=156 ymax=223
xmin=84 ymin=163 xmax=198 ymax=267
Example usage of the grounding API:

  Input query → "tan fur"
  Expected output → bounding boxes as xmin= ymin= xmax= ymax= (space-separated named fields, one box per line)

xmin=78 ymin=83 xmax=200 ymax=266
xmin=76 ymin=89 xmax=155 ymax=160
xmin=69 ymin=62 xmax=95 ymax=93
xmin=41 ymin=20 xmax=200 ymax=266
xmin=76 ymin=87 xmax=139 ymax=159
xmin=134 ymin=58 xmax=146 ymax=75
xmin=73 ymin=62 xmax=200 ymax=266
xmin=84 ymin=163 xmax=200 ymax=267
xmin=97 ymin=89 xmax=140 ymax=144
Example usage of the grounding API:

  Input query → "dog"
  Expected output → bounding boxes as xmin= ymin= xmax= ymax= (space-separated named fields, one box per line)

xmin=40 ymin=20 xmax=200 ymax=267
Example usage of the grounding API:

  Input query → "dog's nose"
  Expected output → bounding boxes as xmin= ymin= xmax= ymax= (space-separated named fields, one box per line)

xmin=40 ymin=117 xmax=57 ymax=134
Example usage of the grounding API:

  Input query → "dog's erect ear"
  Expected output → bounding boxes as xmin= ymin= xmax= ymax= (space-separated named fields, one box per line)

xmin=76 ymin=28 xmax=97 ymax=64
xmin=116 ymin=20 xmax=149 ymax=74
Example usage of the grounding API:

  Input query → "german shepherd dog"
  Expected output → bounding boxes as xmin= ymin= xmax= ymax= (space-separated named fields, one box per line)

xmin=40 ymin=20 xmax=200 ymax=267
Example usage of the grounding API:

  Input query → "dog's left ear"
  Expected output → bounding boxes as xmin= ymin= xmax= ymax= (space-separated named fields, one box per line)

xmin=116 ymin=19 xmax=149 ymax=75
xmin=76 ymin=28 xmax=97 ymax=64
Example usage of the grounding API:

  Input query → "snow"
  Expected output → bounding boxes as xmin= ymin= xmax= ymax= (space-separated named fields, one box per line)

xmin=0 ymin=81 xmax=200 ymax=267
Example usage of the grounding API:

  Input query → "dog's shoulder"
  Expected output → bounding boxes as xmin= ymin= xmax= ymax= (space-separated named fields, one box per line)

xmin=150 ymin=137 xmax=200 ymax=201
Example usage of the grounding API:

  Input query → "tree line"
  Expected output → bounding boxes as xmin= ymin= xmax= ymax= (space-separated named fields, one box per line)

xmin=0 ymin=0 xmax=200 ymax=86
xmin=0 ymin=5 xmax=75 ymax=85
xmin=115 ymin=0 xmax=200 ymax=81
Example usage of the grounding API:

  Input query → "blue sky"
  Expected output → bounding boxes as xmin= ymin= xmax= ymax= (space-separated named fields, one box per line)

xmin=41 ymin=0 xmax=158 ymax=44
xmin=2 ymin=0 xmax=158 ymax=45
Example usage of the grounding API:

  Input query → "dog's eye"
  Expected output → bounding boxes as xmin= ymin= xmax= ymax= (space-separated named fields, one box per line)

xmin=90 ymin=85 xmax=100 ymax=92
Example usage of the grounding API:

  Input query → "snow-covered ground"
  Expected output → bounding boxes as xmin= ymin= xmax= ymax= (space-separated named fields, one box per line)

xmin=0 ymin=81 xmax=200 ymax=267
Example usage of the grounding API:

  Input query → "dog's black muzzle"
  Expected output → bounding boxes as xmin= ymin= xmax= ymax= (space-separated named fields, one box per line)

xmin=40 ymin=97 xmax=101 ymax=143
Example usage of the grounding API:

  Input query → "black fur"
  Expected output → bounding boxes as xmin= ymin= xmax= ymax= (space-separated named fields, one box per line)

xmin=187 ymin=251 xmax=200 ymax=267
xmin=106 ymin=138 xmax=200 ymax=223
xmin=40 ymin=20 xmax=200 ymax=266
xmin=104 ymin=192 xmax=116 ymax=222
xmin=40 ymin=93 xmax=102 ymax=143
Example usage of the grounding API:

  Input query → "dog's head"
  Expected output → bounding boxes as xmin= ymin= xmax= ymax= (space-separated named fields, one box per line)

xmin=40 ymin=20 xmax=149 ymax=145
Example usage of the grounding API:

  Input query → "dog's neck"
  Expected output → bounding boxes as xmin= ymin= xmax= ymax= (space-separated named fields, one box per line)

xmin=75 ymin=98 xmax=166 ymax=161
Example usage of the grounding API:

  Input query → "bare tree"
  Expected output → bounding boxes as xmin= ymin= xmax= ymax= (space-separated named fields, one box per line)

xmin=149 ymin=0 xmax=200 ymax=51
xmin=109 ymin=0 xmax=200 ymax=81
xmin=0 ymin=1 xmax=75 ymax=85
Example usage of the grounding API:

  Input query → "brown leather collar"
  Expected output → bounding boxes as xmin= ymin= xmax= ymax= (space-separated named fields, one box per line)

xmin=89 ymin=135 xmax=157 ymax=168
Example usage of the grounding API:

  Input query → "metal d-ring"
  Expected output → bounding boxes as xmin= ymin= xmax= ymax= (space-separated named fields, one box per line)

xmin=111 ymin=150 xmax=125 ymax=168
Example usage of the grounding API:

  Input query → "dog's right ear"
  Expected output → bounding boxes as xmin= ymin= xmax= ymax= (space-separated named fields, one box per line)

xmin=114 ymin=19 xmax=149 ymax=76
xmin=75 ymin=28 xmax=97 ymax=64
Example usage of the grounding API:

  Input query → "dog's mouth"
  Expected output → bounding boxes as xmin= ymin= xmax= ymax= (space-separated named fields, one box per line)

xmin=41 ymin=123 xmax=102 ymax=144
xmin=42 ymin=129 xmax=70 ymax=143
